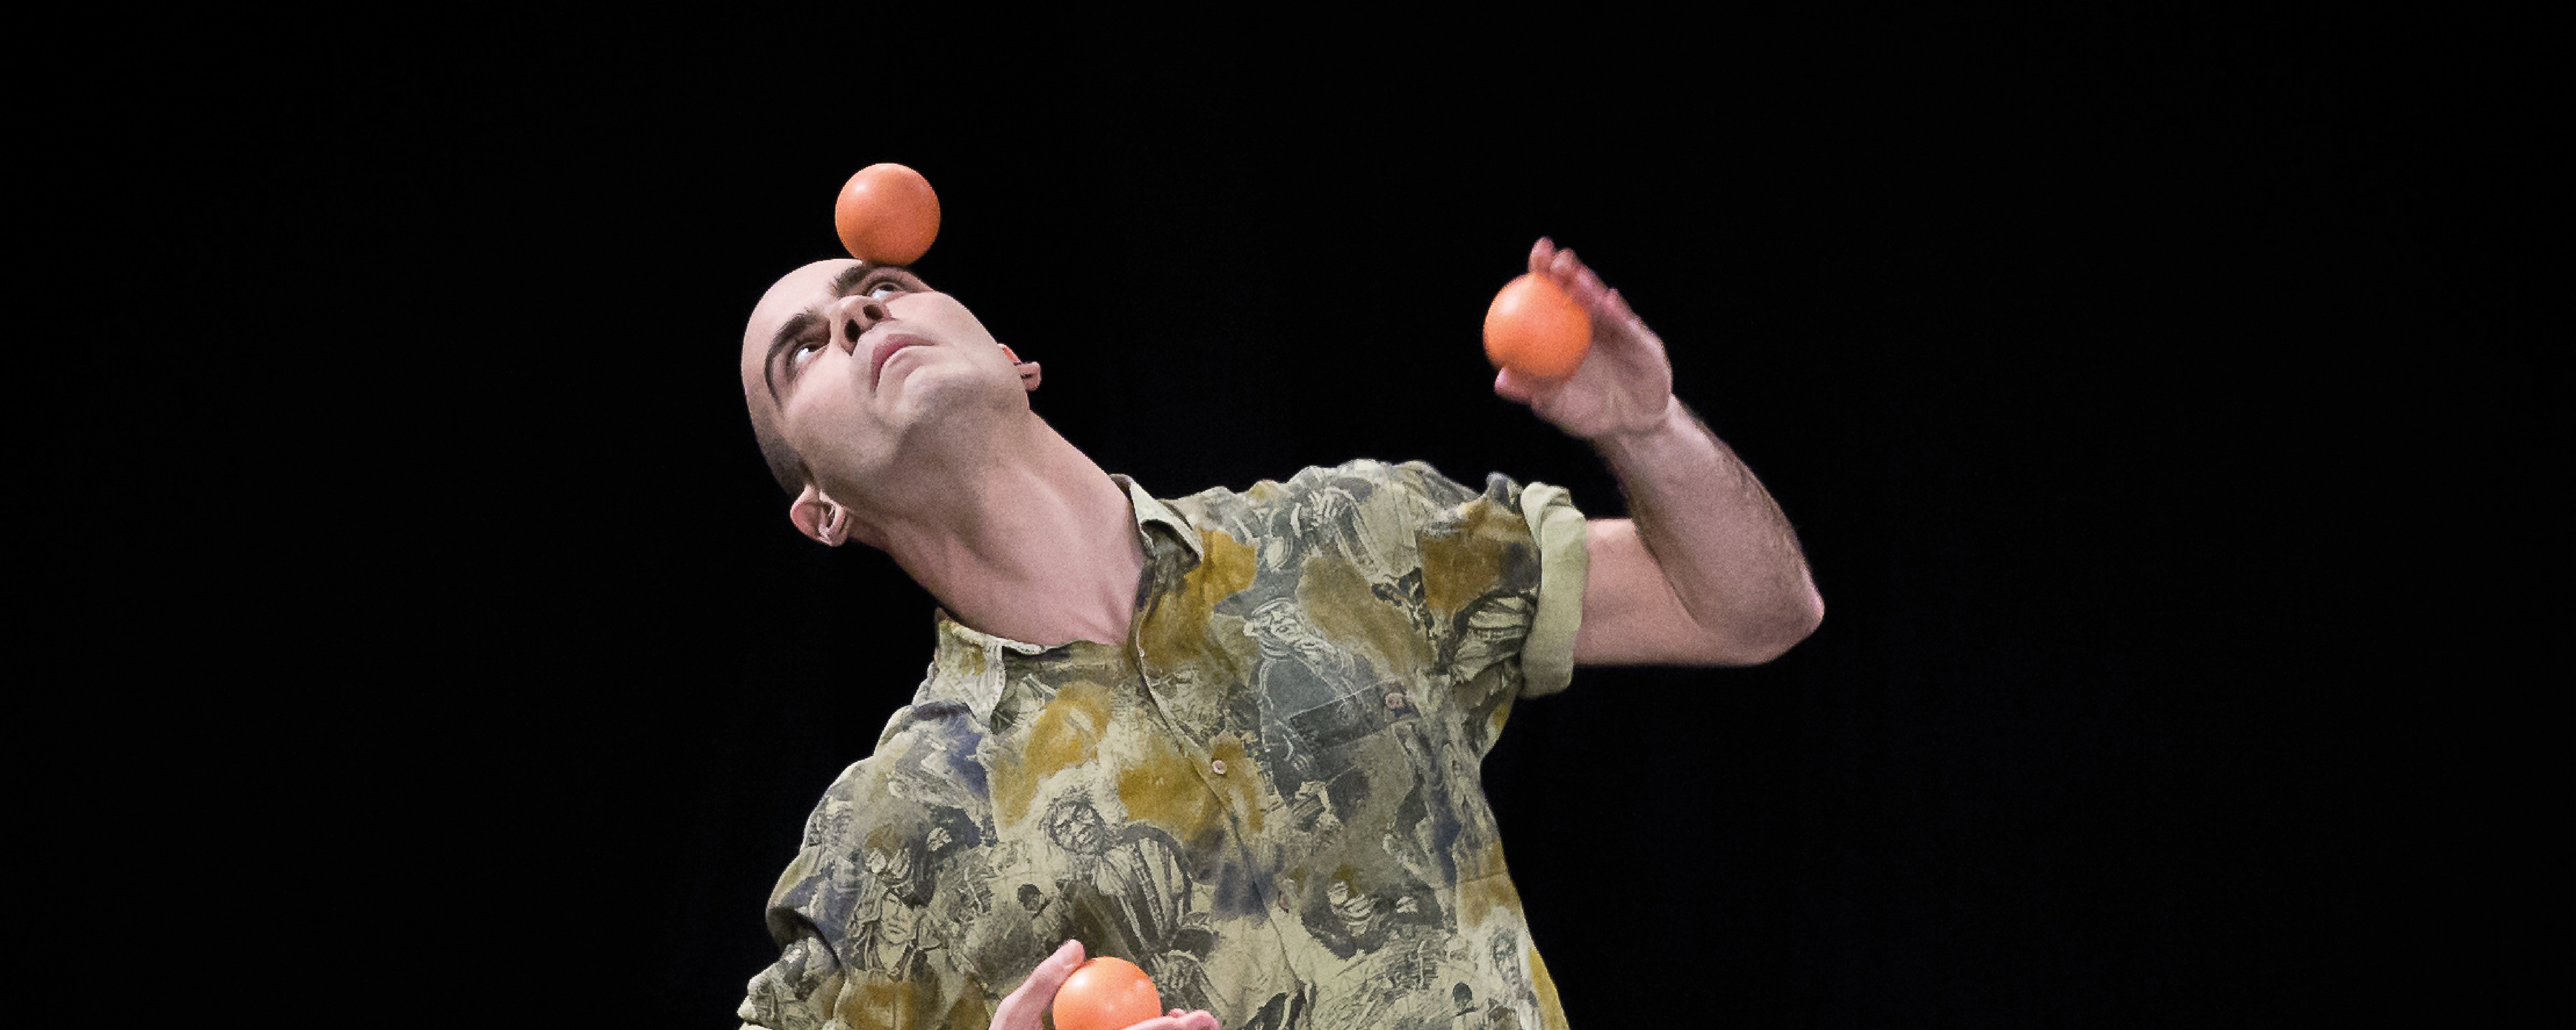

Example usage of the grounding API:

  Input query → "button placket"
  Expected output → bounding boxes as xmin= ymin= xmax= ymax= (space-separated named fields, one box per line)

xmin=1128 ymin=589 xmax=1240 ymax=822
xmin=1120 ymin=491 xmax=1303 ymax=987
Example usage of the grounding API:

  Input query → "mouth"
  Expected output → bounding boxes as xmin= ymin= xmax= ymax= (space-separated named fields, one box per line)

xmin=869 ymin=333 xmax=935 ymax=389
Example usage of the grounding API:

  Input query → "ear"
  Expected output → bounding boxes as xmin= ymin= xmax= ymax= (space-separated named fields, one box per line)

xmin=787 ymin=483 xmax=851 ymax=547
xmin=1000 ymin=343 xmax=1041 ymax=392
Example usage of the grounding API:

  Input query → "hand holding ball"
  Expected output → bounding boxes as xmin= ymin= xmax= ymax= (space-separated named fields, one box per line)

xmin=1482 ymin=273 xmax=1591 ymax=381
xmin=1051 ymin=956 xmax=1162 ymax=1030
xmin=834 ymin=163 xmax=941 ymax=266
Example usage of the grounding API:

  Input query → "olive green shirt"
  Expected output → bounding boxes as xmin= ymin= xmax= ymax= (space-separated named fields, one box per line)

xmin=739 ymin=460 xmax=1590 ymax=1030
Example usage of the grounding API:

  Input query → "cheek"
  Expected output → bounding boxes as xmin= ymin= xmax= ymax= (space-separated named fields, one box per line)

xmin=782 ymin=376 xmax=873 ymax=451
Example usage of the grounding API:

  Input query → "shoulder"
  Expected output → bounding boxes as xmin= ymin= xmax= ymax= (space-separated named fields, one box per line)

xmin=875 ymin=698 xmax=978 ymax=751
xmin=790 ymin=701 xmax=990 ymax=859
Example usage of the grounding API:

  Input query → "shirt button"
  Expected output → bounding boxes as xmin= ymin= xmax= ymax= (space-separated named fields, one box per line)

xmin=1210 ymin=759 xmax=1228 ymax=775
xmin=1385 ymin=693 xmax=1405 ymax=709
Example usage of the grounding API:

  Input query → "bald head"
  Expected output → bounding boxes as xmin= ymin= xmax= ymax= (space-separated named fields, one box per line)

xmin=738 ymin=259 xmax=1038 ymax=514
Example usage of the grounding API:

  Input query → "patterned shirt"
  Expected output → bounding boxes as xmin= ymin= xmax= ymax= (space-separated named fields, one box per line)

xmin=739 ymin=460 xmax=1590 ymax=1030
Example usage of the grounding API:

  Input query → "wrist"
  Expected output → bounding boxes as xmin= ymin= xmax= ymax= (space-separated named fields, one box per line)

xmin=1589 ymin=397 xmax=1691 ymax=459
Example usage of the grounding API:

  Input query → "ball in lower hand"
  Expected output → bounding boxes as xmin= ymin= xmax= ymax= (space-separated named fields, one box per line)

xmin=1051 ymin=956 xmax=1162 ymax=1030
xmin=1482 ymin=272 xmax=1592 ymax=380
xmin=834 ymin=163 xmax=941 ymax=266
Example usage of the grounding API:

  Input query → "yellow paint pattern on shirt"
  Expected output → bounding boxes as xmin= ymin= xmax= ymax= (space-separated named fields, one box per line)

xmin=1116 ymin=737 xmax=1222 ymax=841
xmin=1299 ymin=555 xmax=1427 ymax=672
xmin=1206 ymin=733 xmax=1261 ymax=832
xmin=1458 ymin=847 xmax=1524 ymax=925
xmin=994 ymin=681 xmax=1111 ymax=825
xmin=1528 ymin=946 xmax=1569 ymax=1030
xmin=1113 ymin=730 xmax=1266 ymax=839
xmin=837 ymin=975 xmax=925 ymax=1030
xmin=1142 ymin=529 xmax=1259 ymax=668
xmin=943 ymin=979 xmax=991 ymax=1030
xmin=1420 ymin=498 xmax=1510 ymax=616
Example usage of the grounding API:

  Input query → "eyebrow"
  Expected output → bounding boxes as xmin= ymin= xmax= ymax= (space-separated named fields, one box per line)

xmin=762 ymin=262 xmax=906 ymax=405
xmin=828 ymin=262 xmax=877 ymax=298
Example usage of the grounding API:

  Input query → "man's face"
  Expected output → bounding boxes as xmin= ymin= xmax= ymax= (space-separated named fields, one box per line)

xmin=1048 ymin=800 xmax=1110 ymax=855
xmin=739 ymin=259 xmax=1021 ymax=502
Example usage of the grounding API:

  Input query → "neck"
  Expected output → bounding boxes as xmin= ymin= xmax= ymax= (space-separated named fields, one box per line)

xmin=852 ymin=416 xmax=1145 ymax=649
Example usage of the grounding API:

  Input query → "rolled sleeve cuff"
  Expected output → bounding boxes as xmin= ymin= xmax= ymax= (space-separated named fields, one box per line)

xmin=1517 ymin=481 xmax=1588 ymax=698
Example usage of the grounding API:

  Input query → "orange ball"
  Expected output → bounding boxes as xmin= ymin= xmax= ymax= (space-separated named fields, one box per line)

xmin=1482 ymin=273 xmax=1591 ymax=380
xmin=834 ymin=163 xmax=941 ymax=266
xmin=1051 ymin=957 xmax=1161 ymax=1030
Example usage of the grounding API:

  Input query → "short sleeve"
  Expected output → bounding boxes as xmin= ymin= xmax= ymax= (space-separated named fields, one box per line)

xmin=1513 ymin=481 xmax=1588 ymax=698
xmin=1370 ymin=461 xmax=1588 ymax=699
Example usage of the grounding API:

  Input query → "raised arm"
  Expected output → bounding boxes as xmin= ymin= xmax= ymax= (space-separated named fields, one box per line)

xmin=1495 ymin=239 xmax=1824 ymax=666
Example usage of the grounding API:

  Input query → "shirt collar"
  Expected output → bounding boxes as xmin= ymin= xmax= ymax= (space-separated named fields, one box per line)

xmin=1114 ymin=473 xmax=1204 ymax=568
xmin=919 ymin=474 xmax=1195 ymax=720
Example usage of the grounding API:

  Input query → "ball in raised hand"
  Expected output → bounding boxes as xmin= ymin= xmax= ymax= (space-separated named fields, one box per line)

xmin=1482 ymin=272 xmax=1591 ymax=380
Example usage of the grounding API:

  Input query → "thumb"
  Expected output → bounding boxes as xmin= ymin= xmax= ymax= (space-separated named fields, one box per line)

xmin=1494 ymin=367 xmax=1568 ymax=405
xmin=998 ymin=940 xmax=1087 ymax=1026
xmin=1027 ymin=939 xmax=1086 ymax=995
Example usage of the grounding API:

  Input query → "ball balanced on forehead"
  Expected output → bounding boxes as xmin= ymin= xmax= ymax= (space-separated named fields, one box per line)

xmin=834 ymin=163 xmax=941 ymax=266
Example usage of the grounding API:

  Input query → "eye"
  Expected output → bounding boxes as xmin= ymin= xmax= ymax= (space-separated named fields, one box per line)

xmin=865 ymin=278 xmax=906 ymax=301
xmin=790 ymin=341 xmax=823 ymax=371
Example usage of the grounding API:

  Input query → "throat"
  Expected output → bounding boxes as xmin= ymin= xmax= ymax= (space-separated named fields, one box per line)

xmin=880 ymin=455 xmax=1148 ymax=649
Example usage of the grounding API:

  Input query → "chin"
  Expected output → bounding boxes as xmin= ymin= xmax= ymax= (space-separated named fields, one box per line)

xmin=886 ymin=364 xmax=1028 ymax=425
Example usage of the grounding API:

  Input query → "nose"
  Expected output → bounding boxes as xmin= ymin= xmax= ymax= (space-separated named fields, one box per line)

xmin=828 ymin=293 xmax=893 ymax=356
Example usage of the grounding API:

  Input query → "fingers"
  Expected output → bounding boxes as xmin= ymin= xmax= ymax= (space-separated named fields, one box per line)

xmin=1547 ymin=248 xmax=1616 ymax=312
xmin=1529 ymin=237 xmax=1620 ymax=311
xmin=1119 ymin=1012 xmax=1218 ymax=1030
xmin=1494 ymin=368 xmax=1567 ymax=403
xmin=1548 ymin=245 xmax=1581 ymax=284
xmin=1600 ymin=286 xmax=1634 ymax=321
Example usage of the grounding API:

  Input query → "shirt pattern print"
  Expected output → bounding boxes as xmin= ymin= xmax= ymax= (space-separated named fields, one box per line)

xmin=739 ymin=460 xmax=1589 ymax=1030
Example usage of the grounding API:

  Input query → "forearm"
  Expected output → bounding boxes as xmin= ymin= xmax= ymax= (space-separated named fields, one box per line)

xmin=1594 ymin=401 xmax=1823 ymax=658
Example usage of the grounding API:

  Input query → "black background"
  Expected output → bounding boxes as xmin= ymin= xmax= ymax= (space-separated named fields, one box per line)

xmin=37 ymin=8 xmax=2558 ymax=1027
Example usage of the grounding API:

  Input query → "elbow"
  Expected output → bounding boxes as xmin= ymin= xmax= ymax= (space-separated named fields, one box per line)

xmin=1780 ymin=588 xmax=1825 ymax=655
xmin=1712 ymin=587 xmax=1822 ymax=666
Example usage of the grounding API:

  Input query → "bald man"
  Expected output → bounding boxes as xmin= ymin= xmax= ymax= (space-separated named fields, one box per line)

xmin=733 ymin=240 xmax=1821 ymax=1030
